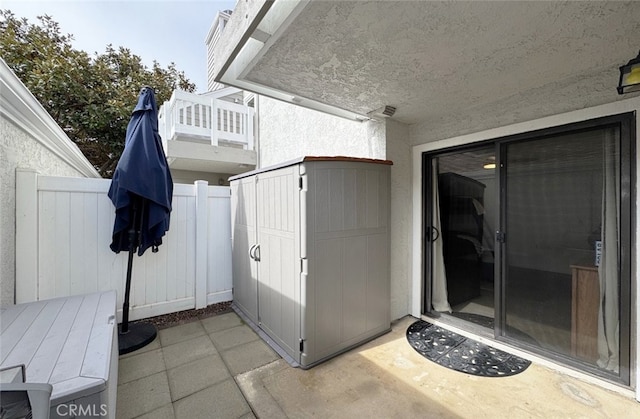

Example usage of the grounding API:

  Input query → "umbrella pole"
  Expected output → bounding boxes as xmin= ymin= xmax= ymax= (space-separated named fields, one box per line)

xmin=120 ymin=223 xmax=137 ymax=334
xmin=118 ymin=197 xmax=157 ymax=355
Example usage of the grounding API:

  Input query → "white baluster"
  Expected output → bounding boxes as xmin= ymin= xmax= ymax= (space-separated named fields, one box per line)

xmin=247 ymin=107 xmax=254 ymax=150
xmin=211 ymin=98 xmax=218 ymax=146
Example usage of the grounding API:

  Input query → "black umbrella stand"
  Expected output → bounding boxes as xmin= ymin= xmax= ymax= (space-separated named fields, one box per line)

xmin=118 ymin=196 xmax=157 ymax=355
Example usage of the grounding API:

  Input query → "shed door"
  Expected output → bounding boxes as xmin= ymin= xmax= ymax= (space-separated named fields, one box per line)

xmin=231 ymin=176 xmax=258 ymax=325
xmin=255 ymin=167 xmax=301 ymax=361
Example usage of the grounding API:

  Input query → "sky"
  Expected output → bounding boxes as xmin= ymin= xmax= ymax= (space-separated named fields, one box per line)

xmin=3 ymin=0 xmax=238 ymax=93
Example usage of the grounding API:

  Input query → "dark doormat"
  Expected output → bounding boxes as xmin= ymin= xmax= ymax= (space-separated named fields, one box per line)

xmin=406 ymin=320 xmax=531 ymax=377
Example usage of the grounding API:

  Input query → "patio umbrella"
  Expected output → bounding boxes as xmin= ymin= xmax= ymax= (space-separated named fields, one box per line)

xmin=108 ymin=86 xmax=173 ymax=355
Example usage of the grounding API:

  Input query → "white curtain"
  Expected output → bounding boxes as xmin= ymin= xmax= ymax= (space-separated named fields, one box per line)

xmin=432 ymin=163 xmax=451 ymax=312
xmin=597 ymin=128 xmax=619 ymax=373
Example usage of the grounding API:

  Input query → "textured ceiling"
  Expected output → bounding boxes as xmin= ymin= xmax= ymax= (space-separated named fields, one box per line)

xmin=242 ymin=1 xmax=640 ymax=125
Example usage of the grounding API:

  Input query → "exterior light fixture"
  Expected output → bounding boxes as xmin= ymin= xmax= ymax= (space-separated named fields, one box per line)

xmin=617 ymin=50 xmax=640 ymax=94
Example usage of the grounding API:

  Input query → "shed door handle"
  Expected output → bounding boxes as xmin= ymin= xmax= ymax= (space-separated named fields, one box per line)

xmin=249 ymin=244 xmax=261 ymax=261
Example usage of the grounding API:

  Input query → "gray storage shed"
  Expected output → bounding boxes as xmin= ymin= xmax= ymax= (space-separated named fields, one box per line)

xmin=229 ymin=156 xmax=392 ymax=368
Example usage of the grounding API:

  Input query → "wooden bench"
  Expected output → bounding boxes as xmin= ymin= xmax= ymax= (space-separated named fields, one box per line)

xmin=1 ymin=291 xmax=118 ymax=419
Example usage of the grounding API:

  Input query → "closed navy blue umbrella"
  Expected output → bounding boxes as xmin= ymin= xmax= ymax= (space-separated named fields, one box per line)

xmin=108 ymin=86 xmax=173 ymax=354
xmin=109 ymin=86 xmax=173 ymax=255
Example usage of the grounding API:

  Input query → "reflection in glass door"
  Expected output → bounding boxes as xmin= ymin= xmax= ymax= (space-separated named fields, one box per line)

xmin=501 ymin=126 xmax=626 ymax=376
xmin=429 ymin=145 xmax=496 ymax=327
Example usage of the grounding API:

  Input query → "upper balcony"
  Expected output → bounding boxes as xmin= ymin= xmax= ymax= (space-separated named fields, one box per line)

xmin=158 ymin=88 xmax=257 ymax=176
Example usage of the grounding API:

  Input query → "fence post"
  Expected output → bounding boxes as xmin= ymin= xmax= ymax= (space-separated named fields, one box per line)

xmin=15 ymin=169 xmax=39 ymax=303
xmin=194 ymin=180 xmax=209 ymax=309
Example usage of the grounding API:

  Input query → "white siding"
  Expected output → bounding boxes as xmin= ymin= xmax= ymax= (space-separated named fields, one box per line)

xmin=205 ymin=12 xmax=232 ymax=92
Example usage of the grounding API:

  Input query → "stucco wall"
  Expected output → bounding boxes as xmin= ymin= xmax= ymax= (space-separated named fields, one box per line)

xmin=385 ymin=119 xmax=412 ymax=320
xmin=1 ymin=119 xmax=87 ymax=305
xmin=257 ymin=96 xmax=385 ymax=167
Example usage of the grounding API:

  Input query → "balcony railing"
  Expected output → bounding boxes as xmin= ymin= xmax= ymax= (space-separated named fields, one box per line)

xmin=158 ymin=89 xmax=255 ymax=150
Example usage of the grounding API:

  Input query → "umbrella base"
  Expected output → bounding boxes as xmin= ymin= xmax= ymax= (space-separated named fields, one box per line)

xmin=118 ymin=322 xmax=157 ymax=355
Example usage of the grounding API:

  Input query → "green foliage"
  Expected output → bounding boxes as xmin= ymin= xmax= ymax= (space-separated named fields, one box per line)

xmin=0 ymin=10 xmax=196 ymax=177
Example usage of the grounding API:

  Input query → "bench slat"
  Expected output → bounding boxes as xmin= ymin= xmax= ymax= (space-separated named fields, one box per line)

xmin=50 ymin=376 xmax=106 ymax=403
xmin=27 ymin=296 xmax=84 ymax=383
xmin=0 ymin=303 xmax=28 ymax=333
xmin=1 ymin=301 xmax=46 ymax=361
xmin=2 ymin=299 xmax=65 ymax=368
xmin=49 ymin=293 xmax=101 ymax=384
xmin=81 ymin=292 xmax=116 ymax=379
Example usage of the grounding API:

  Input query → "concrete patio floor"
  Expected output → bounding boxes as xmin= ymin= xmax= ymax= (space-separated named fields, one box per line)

xmin=117 ymin=312 xmax=640 ymax=418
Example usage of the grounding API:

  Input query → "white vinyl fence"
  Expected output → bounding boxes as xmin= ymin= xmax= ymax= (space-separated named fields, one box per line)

xmin=15 ymin=169 xmax=232 ymax=322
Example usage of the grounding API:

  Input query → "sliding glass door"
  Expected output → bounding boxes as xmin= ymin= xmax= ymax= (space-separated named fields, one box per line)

xmin=424 ymin=114 xmax=632 ymax=383
xmin=427 ymin=146 xmax=496 ymax=326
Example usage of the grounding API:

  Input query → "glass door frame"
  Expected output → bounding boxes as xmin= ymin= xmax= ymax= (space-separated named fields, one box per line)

xmin=421 ymin=144 xmax=498 ymax=339
xmin=422 ymin=112 xmax=634 ymax=386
